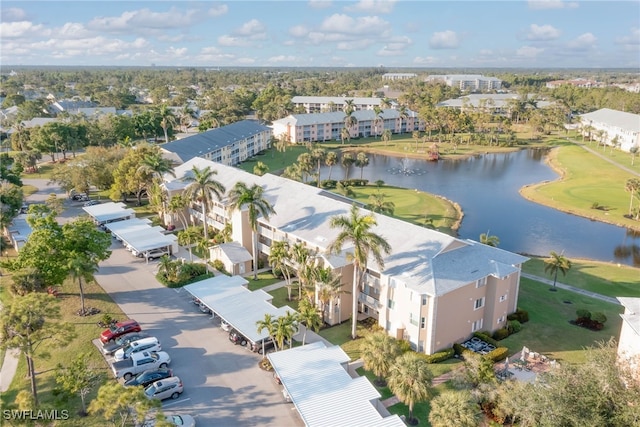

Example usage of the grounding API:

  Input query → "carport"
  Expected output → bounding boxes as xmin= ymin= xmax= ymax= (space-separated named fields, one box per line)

xmin=184 ymin=275 xmax=296 ymax=347
xmin=83 ymin=202 xmax=135 ymax=226
xmin=118 ymin=227 xmax=178 ymax=257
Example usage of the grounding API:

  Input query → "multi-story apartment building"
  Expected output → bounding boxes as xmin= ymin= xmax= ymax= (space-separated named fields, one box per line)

xmin=617 ymin=297 xmax=640 ymax=378
xmin=545 ymin=78 xmax=600 ymax=89
xmin=291 ymin=96 xmax=397 ymax=114
xmin=271 ymin=109 xmax=424 ymax=144
xmin=160 ymin=120 xmax=272 ymax=165
xmin=162 ymin=157 xmax=527 ymax=355
xmin=427 ymin=74 xmax=502 ymax=91
xmin=382 ymin=73 xmax=417 ymax=81
xmin=579 ymin=108 xmax=640 ymax=153
xmin=437 ymin=93 xmax=554 ymax=115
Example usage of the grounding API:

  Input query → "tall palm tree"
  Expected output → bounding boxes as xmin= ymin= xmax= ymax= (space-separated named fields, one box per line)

xmin=340 ymin=127 xmax=351 ymax=145
xmin=167 ymin=194 xmax=189 ymax=230
xmin=273 ymin=311 xmax=298 ymax=350
xmin=256 ymin=313 xmax=277 ymax=357
xmin=381 ymin=129 xmax=392 ymax=146
xmin=544 ymin=250 xmax=572 ymax=290
xmin=429 ymin=391 xmax=481 ymax=427
xmin=625 ymin=178 xmax=640 ymax=218
xmin=388 ymin=352 xmax=434 ymax=424
xmin=325 ymin=151 xmax=338 ymax=181
xmin=177 ymin=226 xmax=202 ymax=261
xmin=360 ymin=331 xmax=402 ymax=386
xmin=68 ymin=253 xmax=98 ymax=316
xmin=269 ymin=240 xmax=294 ymax=300
xmin=157 ymin=105 xmax=176 ymax=143
xmin=315 ymin=267 xmax=344 ymax=324
xmin=297 ymin=299 xmax=322 ymax=345
xmin=179 ymin=105 xmax=197 ymax=133
xmin=290 ymin=242 xmax=311 ymax=299
xmin=343 ymin=99 xmax=355 ymax=115
xmin=380 ymin=97 xmax=392 ymax=110
xmin=355 ymin=152 xmax=369 ymax=180
xmin=310 ymin=147 xmax=326 ymax=187
xmin=344 ymin=112 xmax=358 ymax=136
xmin=341 ymin=152 xmax=355 ymax=180
xmin=228 ymin=182 xmax=276 ymax=280
xmin=479 ymin=230 xmax=500 ymax=247
xmin=397 ymin=105 xmax=408 ymax=134
xmin=183 ymin=166 xmax=226 ymax=241
xmin=373 ymin=106 xmax=383 ymax=137
xmin=328 ymin=204 xmax=391 ymax=339
xmin=367 ymin=191 xmax=395 ymax=216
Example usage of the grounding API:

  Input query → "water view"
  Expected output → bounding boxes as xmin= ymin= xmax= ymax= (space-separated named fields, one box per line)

xmin=326 ymin=149 xmax=640 ymax=267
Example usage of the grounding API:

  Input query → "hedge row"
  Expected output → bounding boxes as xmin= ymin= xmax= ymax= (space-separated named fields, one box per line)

xmin=473 ymin=331 xmax=500 ymax=347
xmin=507 ymin=308 xmax=529 ymax=323
xmin=423 ymin=347 xmax=455 ymax=364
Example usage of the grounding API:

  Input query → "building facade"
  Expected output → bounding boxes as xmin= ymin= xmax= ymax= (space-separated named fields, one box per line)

xmin=163 ymin=158 xmax=527 ymax=355
xmin=382 ymin=73 xmax=417 ymax=81
xmin=291 ymin=96 xmax=397 ymax=114
xmin=579 ymin=108 xmax=640 ymax=153
xmin=617 ymin=297 xmax=640 ymax=380
xmin=427 ymin=74 xmax=502 ymax=91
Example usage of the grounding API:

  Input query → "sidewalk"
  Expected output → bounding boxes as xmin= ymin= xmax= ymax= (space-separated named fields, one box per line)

xmin=521 ymin=273 xmax=621 ymax=305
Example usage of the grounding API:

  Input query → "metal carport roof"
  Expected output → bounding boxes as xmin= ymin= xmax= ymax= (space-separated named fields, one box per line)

xmin=184 ymin=276 xmax=296 ymax=344
xmin=105 ymin=218 xmax=152 ymax=234
xmin=83 ymin=202 xmax=135 ymax=224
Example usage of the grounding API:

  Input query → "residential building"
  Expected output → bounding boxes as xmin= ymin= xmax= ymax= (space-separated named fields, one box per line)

xmin=427 ymin=74 xmax=502 ymax=91
xmin=579 ymin=108 xmax=640 ymax=152
xmin=291 ymin=96 xmax=397 ymax=114
xmin=162 ymin=157 xmax=527 ymax=355
xmin=271 ymin=109 xmax=424 ymax=144
xmin=160 ymin=119 xmax=272 ymax=165
xmin=437 ymin=93 xmax=554 ymax=115
xmin=382 ymin=73 xmax=417 ymax=81
xmin=617 ymin=297 xmax=640 ymax=380
xmin=546 ymin=79 xmax=600 ymax=89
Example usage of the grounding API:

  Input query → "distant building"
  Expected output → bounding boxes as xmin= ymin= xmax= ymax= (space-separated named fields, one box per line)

xmin=617 ymin=297 xmax=640 ymax=380
xmin=382 ymin=73 xmax=417 ymax=81
xmin=50 ymin=99 xmax=97 ymax=114
xmin=291 ymin=96 xmax=397 ymax=114
xmin=546 ymin=79 xmax=600 ymax=89
xmin=612 ymin=83 xmax=640 ymax=94
xmin=160 ymin=119 xmax=272 ymax=165
xmin=579 ymin=108 xmax=640 ymax=152
xmin=271 ymin=109 xmax=423 ymax=144
xmin=437 ymin=94 xmax=553 ymax=114
xmin=427 ymin=74 xmax=502 ymax=91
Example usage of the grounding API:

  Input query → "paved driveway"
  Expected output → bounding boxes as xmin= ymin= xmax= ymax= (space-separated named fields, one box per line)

xmin=96 ymin=243 xmax=303 ymax=427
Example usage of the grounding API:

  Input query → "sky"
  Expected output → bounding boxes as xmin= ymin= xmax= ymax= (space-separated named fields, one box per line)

xmin=1 ymin=0 xmax=639 ymax=68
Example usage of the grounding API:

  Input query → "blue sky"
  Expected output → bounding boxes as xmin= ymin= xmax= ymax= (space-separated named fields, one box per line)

xmin=1 ymin=1 xmax=638 ymax=68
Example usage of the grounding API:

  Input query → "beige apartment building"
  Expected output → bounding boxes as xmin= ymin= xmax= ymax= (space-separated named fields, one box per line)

xmin=162 ymin=158 xmax=527 ymax=354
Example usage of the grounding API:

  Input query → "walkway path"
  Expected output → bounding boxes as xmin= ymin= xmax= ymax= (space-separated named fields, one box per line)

xmin=566 ymin=138 xmax=640 ymax=177
xmin=521 ymin=273 xmax=621 ymax=305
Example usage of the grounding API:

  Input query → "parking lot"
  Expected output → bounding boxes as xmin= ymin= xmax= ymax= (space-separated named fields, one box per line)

xmin=95 ymin=243 xmax=303 ymax=426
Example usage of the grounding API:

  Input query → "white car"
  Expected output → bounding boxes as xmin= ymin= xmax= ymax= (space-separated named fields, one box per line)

xmin=221 ymin=320 xmax=231 ymax=332
xmin=114 ymin=337 xmax=161 ymax=361
xmin=83 ymin=200 xmax=101 ymax=207
xmin=145 ymin=248 xmax=170 ymax=260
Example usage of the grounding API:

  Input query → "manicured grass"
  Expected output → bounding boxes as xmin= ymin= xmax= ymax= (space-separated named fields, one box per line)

xmin=21 ymin=163 xmax=56 ymax=180
xmin=1 ymin=275 xmax=128 ymax=425
xmin=500 ymin=277 xmax=623 ymax=364
xmin=388 ymin=400 xmax=432 ymax=426
xmin=522 ymin=256 xmax=640 ymax=298
xmin=246 ymin=272 xmax=283 ymax=291
xmin=267 ymin=286 xmax=300 ymax=310
xmin=356 ymin=367 xmax=394 ymax=399
xmin=520 ymin=143 xmax=640 ymax=231
xmin=236 ymin=145 xmax=310 ymax=175
xmin=22 ymin=184 xmax=38 ymax=197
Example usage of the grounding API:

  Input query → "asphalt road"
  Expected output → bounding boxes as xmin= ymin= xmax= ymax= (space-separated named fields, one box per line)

xmin=96 ymin=244 xmax=303 ymax=426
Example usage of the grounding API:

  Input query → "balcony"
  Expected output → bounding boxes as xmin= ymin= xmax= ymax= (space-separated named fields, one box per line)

xmin=359 ymin=293 xmax=382 ymax=310
xmin=363 ymin=273 xmax=380 ymax=288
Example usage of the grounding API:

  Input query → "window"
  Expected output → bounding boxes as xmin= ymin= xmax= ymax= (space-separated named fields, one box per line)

xmin=474 ymin=297 xmax=485 ymax=310
xmin=499 ymin=294 xmax=507 ymax=302
xmin=476 ymin=277 xmax=487 ymax=288
xmin=422 ymin=296 xmax=427 ymax=306
xmin=472 ymin=319 xmax=483 ymax=332
xmin=497 ymin=316 xmax=505 ymax=324
xmin=420 ymin=317 xmax=426 ymax=328
xmin=388 ymin=299 xmax=395 ymax=309
xmin=409 ymin=313 xmax=418 ymax=326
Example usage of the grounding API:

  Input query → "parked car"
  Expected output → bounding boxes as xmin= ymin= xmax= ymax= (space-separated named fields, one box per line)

xmin=112 ymin=351 xmax=171 ymax=381
xmin=229 ymin=329 xmax=247 ymax=346
xmin=114 ymin=337 xmax=161 ymax=361
xmin=144 ymin=377 xmax=183 ymax=401
xmin=124 ymin=368 xmax=173 ymax=388
xmin=251 ymin=337 xmax=276 ymax=354
xmin=70 ymin=193 xmax=88 ymax=201
xmin=220 ymin=320 xmax=231 ymax=332
xmin=141 ymin=414 xmax=196 ymax=427
xmin=145 ymin=248 xmax=170 ymax=260
xmin=100 ymin=319 xmax=142 ymax=344
xmin=83 ymin=200 xmax=101 ymax=207
xmin=101 ymin=332 xmax=150 ymax=356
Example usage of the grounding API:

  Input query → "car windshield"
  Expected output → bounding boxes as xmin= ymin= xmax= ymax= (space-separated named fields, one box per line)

xmin=144 ymin=385 xmax=157 ymax=397
xmin=171 ymin=416 xmax=185 ymax=425
xmin=109 ymin=324 xmax=120 ymax=332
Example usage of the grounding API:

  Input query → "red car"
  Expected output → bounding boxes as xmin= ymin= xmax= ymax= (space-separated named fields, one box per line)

xmin=100 ymin=320 xmax=141 ymax=344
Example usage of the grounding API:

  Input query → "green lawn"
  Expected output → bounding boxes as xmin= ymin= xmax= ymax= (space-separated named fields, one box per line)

xmin=501 ymin=277 xmax=623 ymax=364
xmin=520 ymin=143 xmax=640 ymax=231
xmin=246 ymin=272 xmax=283 ymax=291
xmin=356 ymin=367 xmax=394 ymax=399
xmin=267 ymin=286 xmax=300 ymax=310
xmin=1 ymin=275 xmax=129 ymax=426
xmin=522 ymin=256 xmax=640 ymax=298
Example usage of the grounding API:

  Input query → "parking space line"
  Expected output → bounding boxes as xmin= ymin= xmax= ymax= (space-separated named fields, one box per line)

xmin=163 ymin=398 xmax=191 ymax=408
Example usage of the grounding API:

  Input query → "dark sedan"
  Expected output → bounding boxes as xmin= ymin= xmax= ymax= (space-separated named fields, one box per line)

xmin=124 ymin=368 xmax=173 ymax=388
xmin=101 ymin=332 xmax=150 ymax=356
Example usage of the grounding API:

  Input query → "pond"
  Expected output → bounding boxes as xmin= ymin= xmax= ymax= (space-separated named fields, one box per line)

xmin=323 ymin=149 xmax=640 ymax=267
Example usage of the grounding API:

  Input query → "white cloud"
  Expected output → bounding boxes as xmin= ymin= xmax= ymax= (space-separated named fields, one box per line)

xmin=336 ymin=39 xmax=375 ymax=50
xmin=0 ymin=21 xmax=49 ymax=39
xmin=527 ymin=24 xmax=561 ymax=41
xmin=429 ymin=30 xmax=460 ymax=49
xmin=528 ymin=0 xmax=578 ymax=10
xmin=289 ymin=25 xmax=309 ymax=38
xmin=57 ymin=23 xmax=92 ymax=39
xmin=88 ymin=7 xmax=200 ymax=34
xmin=268 ymin=55 xmax=297 ymax=63
xmin=308 ymin=0 xmax=332 ymax=8
xmin=2 ymin=7 xmax=28 ymax=22
xmin=218 ymin=19 xmax=267 ymax=47
xmin=567 ymin=32 xmax=596 ymax=49
xmin=516 ymin=45 xmax=544 ymax=58
xmin=616 ymin=28 xmax=640 ymax=46
xmin=413 ymin=56 xmax=439 ymax=65
xmin=377 ymin=35 xmax=412 ymax=56
xmin=217 ymin=35 xmax=249 ymax=47
xmin=319 ymin=14 xmax=389 ymax=36
xmin=234 ymin=19 xmax=266 ymax=37
xmin=208 ymin=4 xmax=228 ymax=17
xmin=345 ymin=0 xmax=398 ymax=14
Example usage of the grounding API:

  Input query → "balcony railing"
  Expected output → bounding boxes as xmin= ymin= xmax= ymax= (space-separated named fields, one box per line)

xmin=358 ymin=293 xmax=382 ymax=310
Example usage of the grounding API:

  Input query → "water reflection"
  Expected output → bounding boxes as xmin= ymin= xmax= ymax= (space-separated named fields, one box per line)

xmin=322 ymin=149 xmax=640 ymax=267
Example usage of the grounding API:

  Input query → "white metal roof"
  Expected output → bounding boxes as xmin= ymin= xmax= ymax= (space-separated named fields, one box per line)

xmin=268 ymin=341 xmax=405 ymax=427
xmin=580 ymin=108 xmax=640 ymax=133
xmin=183 ymin=276 xmax=296 ymax=343
xmin=83 ymin=202 xmax=135 ymax=223
xmin=618 ymin=297 xmax=640 ymax=336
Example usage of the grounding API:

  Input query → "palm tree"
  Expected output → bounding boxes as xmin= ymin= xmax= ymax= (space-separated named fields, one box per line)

xmin=388 ymin=352 xmax=434 ymax=424
xmin=269 ymin=240 xmax=294 ymax=300
xmin=167 ymin=194 xmax=189 ymax=230
xmin=360 ymin=331 xmax=402 ymax=386
xmin=179 ymin=105 xmax=197 ymax=133
xmin=290 ymin=243 xmax=311 ymax=299
xmin=340 ymin=127 xmax=351 ymax=145
xmin=177 ymin=226 xmax=202 ymax=261
xmin=273 ymin=311 xmax=298 ymax=350
xmin=228 ymin=182 xmax=276 ymax=280
xmin=343 ymin=99 xmax=355 ymax=115
xmin=328 ymin=204 xmax=391 ymax=339
xmin=397 ymin=105 xmax=408 ymax=134
xmin=373 ymin=106 xmax=383 ymax=137
xmin=412 ymin=131 xmax=421 ymax=151
xmin=355 ymin=152 xmax=369 ymax=180
xmin=157 ymin=105 xmax=176 ymax=143
xmin=296 ymin=152 xmax=314 ymax=183
xmin=183 ymin=166 xmax=226 ymax=241
xmin=380 ymin=97 xmax=392 ymax=110
xmin=367 ymin=191 xmax=395 ymax=216
xmin=479 ymin=230 xmax=500 ymax=247
xmin=544 ymin=251 xmax=572 ymax=290
xmin=68 ymin=253 xmax=98 ymax=315
xmin=341 ymin=152 xmax=355 ymax=180
xmin=297 ymin=299 xmax=322 ymax=345
xmin=314 ymin=267 xmax=344 ymax=324
xmin=310 ymin=147 xmax=326 ymax=187
xmin=625 ymin=178 xmax=640 ymax=218
xmin=325 ymin=151 xmax=338 ymax=181
xmin=429 ymin=391 xmax=481 ymax=427
xmin=253 ymin=161 xmax=269 ymax=177
xmin=381 ymin=129 xmax=392 ymax=146
xmin=256 ymin=313 xmax=277 ymax=358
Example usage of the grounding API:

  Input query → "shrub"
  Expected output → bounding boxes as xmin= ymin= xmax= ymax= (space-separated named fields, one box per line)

xmin=507 ymin=320 xmax=522 ymax=334
xmin=424 ymin=348 xmax=455 ymax=363
xmin=320 ymin=179 xmax=337 ymax=189
xmin=486 ymin=347 xmax=509 ymax=362
xmin=397 ymin=339 xmax=413 ymax=354
xmin=453 ymin=342 xmax=466 ymax=356
xmin=507 ymin=308 xmax=529 ymax=323
xmin=576 ymin=309 xmax=592 ymax=319
xmin=473 ymin=332 xmax=500 ymax=348
xmin=212 ymin=259 xmax=226 ymax=272
xmin=492 ymin=328 xmax=510 ymax=341
xmin=591 ymin=312 xmax=607 ymax=324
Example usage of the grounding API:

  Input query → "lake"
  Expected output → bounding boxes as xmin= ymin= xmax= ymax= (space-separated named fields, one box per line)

xmin=324 ymin=149 xmax=640 ymax=267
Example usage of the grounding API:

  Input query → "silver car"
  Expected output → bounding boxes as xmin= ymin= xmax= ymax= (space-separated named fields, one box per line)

xmin=144 ymin=377 xmax=184 ymax=401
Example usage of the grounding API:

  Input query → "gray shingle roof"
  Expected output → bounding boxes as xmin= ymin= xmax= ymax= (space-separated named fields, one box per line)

xmin=160 ymin=120 xmax=271 ymax=162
